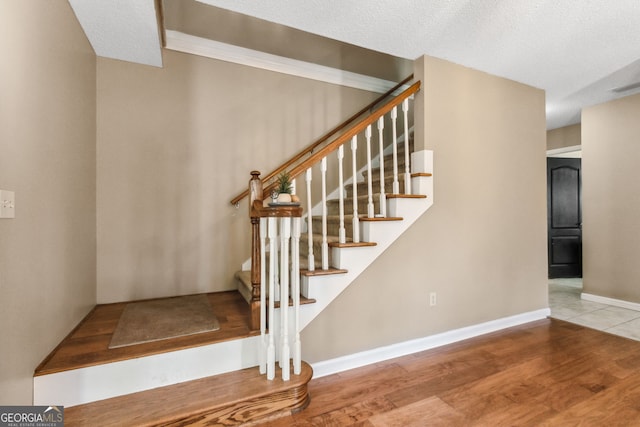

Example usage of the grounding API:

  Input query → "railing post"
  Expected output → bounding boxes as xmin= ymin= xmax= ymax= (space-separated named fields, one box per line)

xmin=351 ymin=135 xmax=360 ymax=243
xmin=338 ymin=146 xmax=346 ymax=244
xmin=292 ymin=217 xmax=302 ymax=375
xmin=305 ymin=168 xmax=314 ymax=271
xmin=320 ymin=157 xmax=329 ymax=270
xmin=249 ymin=171 xmax=263 ymax=332
xmin=279 ymin=217 xmax=291 ymax=380
xmin=259 ymin=217 xmax=267 ymax=375
xmin=365 ymin=125 xmax=374 ymax=218
xmin=391 ymin=106 xmax=400 ymax=194
xmin=402 ymin=98 xmax=412 ymax=195
xmin=377 ymin=116 xmax=386 ymax=217
xmin=267 ymin=216 xmax=277 ymax=380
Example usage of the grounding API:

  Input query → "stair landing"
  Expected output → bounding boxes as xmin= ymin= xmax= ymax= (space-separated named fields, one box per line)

xmin=35 ymin=291 xmax=313 ymax=423
xmin=35 ymin=291 xmax=258 ymax=376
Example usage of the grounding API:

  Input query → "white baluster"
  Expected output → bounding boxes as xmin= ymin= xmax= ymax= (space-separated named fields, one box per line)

xmin=338 ymin=145 xmax=346 ymax=244
xmin=292 ymin=217 xmax=302 ymax=375
xmin=279 ymin=217 xmax=291 ymax=380
xmin=321 ymin=157 xmax=329 ymax=270
xmin=259 ymin=218 xmax=267 ymax=375
xmin=365 ymin=125 xmax=374 ymax=218
xmin=305 ymin=168 xmax=314 ymax=271
xmin=391 ymin=106 xmax=400 ymax=194
xmin=351 ymin=135 xmax=360 ymax=243
xmin=402 ymin=98 xmax=412 ymax=194
xmin=267 ymin=217 xmax=277 ymax=380
xmin=377 ymin=116 xmax=386 ymax=217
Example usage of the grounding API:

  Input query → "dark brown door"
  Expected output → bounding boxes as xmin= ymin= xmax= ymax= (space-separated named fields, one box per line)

xmin=547 ymin=157 xmax=582 ymax=278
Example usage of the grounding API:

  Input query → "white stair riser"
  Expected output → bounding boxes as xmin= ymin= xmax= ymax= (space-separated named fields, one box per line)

xmin=34 ymin=336 xmax=261 ymax=407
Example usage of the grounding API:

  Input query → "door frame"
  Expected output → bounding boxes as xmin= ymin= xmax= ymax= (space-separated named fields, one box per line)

xmin=546 ymin=146 xmax=582 ymax=279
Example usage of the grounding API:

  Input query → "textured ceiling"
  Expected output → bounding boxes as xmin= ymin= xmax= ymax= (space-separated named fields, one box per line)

xmin=68 ymin=0 xmax=162 ymax=67
xmin=197 ymin=0 xmax=640 ymax=130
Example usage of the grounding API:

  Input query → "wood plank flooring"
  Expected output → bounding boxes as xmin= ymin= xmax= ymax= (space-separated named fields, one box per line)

xmin=35 ymin=291 xmax=257 ymax=376
xmin=261 ymin=318 xmax=640 ymax=426
xmin=64 ymin=362 xmax=313 ymax=426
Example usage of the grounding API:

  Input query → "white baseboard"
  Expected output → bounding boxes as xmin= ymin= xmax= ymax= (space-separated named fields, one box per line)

xmin=582 ymin=293 xmax=640 ymax=312
xmin=310 ymin=308 xmax=550 ymax=378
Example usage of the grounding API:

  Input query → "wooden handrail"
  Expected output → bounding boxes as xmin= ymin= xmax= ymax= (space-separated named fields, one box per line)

xmin=230 ymin=74 xmax=415 ymax=206
xmin=272 ymin=81 xmax=420 ymax=192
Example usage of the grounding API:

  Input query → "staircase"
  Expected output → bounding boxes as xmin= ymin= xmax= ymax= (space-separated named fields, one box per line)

xmin=32 ymin=76 xmax=433 ymax=425
xmin=230 ymin=77 xmax=433 ymax=390
xmin=235 ymin=135 xmax=433 ymax=334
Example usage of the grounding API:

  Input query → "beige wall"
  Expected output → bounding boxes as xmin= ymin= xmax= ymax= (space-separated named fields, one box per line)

xmin=301 ymin=55 xmax=548 ymax=362
xmin=0 ymin=0 xmax=96 ymax=404
xmin=96 ymin=50 xmax=378 ymax=303
xmin=582 ymin=93 xmax=640 ymax=302
xmin=547 ymin=123 xmax=581 ymax=151
xmin=0 ymin=2 xmax=548 ymax=400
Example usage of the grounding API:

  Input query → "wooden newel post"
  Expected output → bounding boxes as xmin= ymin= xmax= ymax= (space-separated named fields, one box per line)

xmin=249 ymin=171 xmax=263 ymax=331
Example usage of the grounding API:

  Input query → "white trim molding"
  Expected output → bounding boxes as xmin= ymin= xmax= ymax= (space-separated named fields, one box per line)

xmin=582 ymin=293 xmax=640 ymax=312
xmin=164 ymin=30 xmax=399 ymax=94
xmin=546 ymin=145 xmax=582 ymax=157
xmin=311 ymin=308 xmax=550 ymax=378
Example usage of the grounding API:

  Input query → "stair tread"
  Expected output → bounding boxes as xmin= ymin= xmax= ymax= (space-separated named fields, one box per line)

xmin=329 ymin=241 xmax=377 ymax=248
xmin=301 ymin=233 xmax=342 ymax=243
xmin=311 ymin=214 xmax=399 ymax=220
xmin=360 ymin=216 xmax=403 ymax=222
xmin=65 ymin=361 xmax=312 ymax=426
xmin=236 ymin=271 xmax=316 ymax=305
xmin=326 ymin=193 xmax=381 ymax=203
xmin=300 ymin=267 xmax=348 ymax=277
xmin=326 ymin=193 xmax=424 ymax=202
xmin=386 ymin=194 xmax=427 ymax=199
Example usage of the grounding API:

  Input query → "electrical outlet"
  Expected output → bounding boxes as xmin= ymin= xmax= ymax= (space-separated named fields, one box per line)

xmin=0 ymin=190 xmax=15 ymax=219
xmin=429 ymin=292 xmax=437 ymax=306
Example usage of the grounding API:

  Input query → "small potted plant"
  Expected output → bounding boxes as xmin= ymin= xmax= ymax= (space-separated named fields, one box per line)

xmin=274 ymin=171 xmax=292 ymax=203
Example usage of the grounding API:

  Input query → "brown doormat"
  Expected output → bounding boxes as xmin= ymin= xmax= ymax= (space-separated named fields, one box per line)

xmin=109 ymin=294 xmax=220 ymax=349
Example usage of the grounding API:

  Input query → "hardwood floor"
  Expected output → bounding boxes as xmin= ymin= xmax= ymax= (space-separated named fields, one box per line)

xmin=64 ymin=362 xmax=313 ymax=426
xmin=35 ymin=291 xmax=258 ymax=376
xmin=36 ymin=296 xmax=640 ymax=425
xmin=262 ymin=318 xmax=640 ymax=426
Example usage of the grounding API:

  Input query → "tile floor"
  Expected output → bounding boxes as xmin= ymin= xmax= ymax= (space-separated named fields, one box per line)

xmin=549 ymin=278 xmax=640 ymax=341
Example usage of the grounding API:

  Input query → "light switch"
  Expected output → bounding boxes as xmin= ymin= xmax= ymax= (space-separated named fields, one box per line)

xmin=0 ymin=190 xmax=15 ymax=219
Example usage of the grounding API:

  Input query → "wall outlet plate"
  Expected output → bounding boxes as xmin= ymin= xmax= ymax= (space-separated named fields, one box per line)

xmin=0 ymin=190 xmax=15 ymax=219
